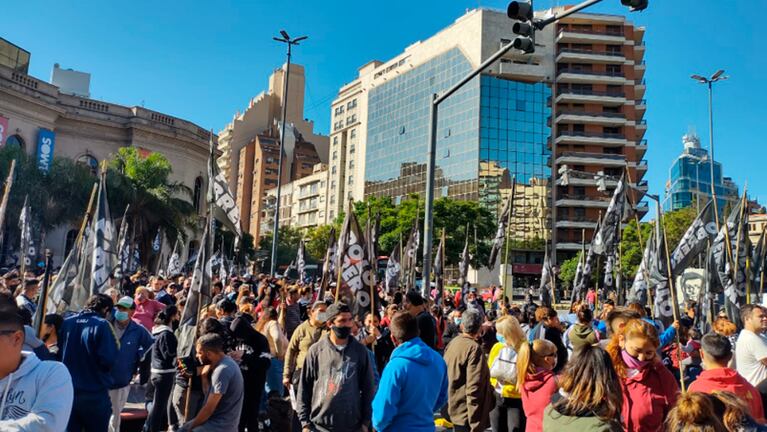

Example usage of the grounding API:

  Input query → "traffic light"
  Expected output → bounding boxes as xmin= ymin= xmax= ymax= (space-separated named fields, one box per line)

xmin=621 ymin=0 xmax=648 ymax=11
xmin=507 ymin=1 xmax=536 ymax=54
xmin=558 ymin=164 xmax=569 ymax=186
xmin=596 ymin=171 xmax=607 ymax=192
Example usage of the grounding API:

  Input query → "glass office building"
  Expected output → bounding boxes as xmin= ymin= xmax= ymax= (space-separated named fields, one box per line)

xmin=666 ymin=133 xmax=738 ymax=212
xmin=365 ymin=48 xmax=551 ymax=243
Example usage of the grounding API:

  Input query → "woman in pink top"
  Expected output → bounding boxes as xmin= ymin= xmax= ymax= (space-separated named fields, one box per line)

xmin=133 ymin=286 xmax=166 ymax=330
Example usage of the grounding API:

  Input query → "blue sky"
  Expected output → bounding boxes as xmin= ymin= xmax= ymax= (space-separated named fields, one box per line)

xmin=5 ymin=0 xmax=766 ymax=206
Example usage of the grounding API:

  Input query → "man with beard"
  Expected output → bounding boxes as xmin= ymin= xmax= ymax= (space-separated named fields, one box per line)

xmin=178 ymin=333 xmax=244 ymax=432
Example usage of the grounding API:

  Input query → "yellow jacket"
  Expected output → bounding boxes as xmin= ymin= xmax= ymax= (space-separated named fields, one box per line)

xmin=487 ymin=342 xmax=521 ymax=398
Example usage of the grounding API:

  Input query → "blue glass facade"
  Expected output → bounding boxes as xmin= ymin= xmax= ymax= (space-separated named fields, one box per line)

xmin=667 ymin=144 xmax=738 ymax=211
xmin=365 ymin=49 xmax=552 ymax=242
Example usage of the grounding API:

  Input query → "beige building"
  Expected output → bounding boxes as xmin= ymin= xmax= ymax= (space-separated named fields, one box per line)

xmin=750 ymin=214 xmax=767 ymax=245
xmin=262 ymin=163 xmax=330 ymax=234
xmin=0 ymin=62 xmax=211 ymax=265
xmin=218 ymin=64 xmax=328 ymax=199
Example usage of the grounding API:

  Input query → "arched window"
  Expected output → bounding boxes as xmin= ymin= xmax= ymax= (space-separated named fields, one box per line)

xmin=5 ymin=134 xmax=24 ymax=150
xmin=64 ymin=229 xmax=78 ymax=256
xmin=188 ymin=240 xmax=199 ymax=263
xmin=76 ymin=154 xmax=99 ymax=176
xmin=193 ymin=176 xmax=203 ymax=213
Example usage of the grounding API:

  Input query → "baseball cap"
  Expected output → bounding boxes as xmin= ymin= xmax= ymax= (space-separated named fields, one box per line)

xmin=116 ymin=296 xmax=135 ymax=309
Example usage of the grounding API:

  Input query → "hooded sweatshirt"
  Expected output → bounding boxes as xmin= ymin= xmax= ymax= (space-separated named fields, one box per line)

xmin=297 ymin=334 xmax=375 ymax=432
xmin=568 ymin=323 xmax=598 ymax=351
xmin=372 ymin=337 xmax=448 ymax=432
xmin=688 ymin=367 xmax=765 ymax=422
xmin=0 ymin=352 xmax=74 ymax=432
xmin=621 ymin=360 xmax=678 ymax=432
xmin=521 ymin=370 xmax=557 ymax=432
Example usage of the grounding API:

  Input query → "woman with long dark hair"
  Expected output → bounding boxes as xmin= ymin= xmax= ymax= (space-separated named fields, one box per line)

xmin=543 ymin=344 xmax=623 ymax=431
xmin=145 ymin=306 xmax=178 ymax=432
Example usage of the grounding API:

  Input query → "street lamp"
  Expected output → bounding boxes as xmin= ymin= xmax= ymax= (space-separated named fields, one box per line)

xmin=690 ymin=69 xmax=728 ymax=226
xmin=270 ymin=30 xmax=308 ymax=276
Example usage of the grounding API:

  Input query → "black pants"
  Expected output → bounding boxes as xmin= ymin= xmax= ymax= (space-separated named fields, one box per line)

xmin=145 ymin=373 xmax=174 ymax=432
xmin=489 ymin=393 xmax=525 ymax=432
xmin=239 ymin=370 xmax=267 ymax=432
xmin=757 ymin=379 xmax=767 ymax=417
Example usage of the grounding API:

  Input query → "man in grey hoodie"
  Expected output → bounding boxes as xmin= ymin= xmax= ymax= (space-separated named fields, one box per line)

xmin=0 ymin=306 xmax=74 ymax=431
xmin=297 ymin=302 xmax=375 ymax=432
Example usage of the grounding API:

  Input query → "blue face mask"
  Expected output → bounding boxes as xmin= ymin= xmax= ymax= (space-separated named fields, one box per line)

xmin=454 ymin=318 xmax=462 ymax=326
xmin=114 ymin=309 xmax=129 ymax=322
xmin=496 ymin=334 xmax=506 ymax=345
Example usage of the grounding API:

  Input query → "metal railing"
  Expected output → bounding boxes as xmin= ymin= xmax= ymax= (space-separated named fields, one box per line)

xmin=558 ymin=151 xmax=626 ymax=161
xmin=557 ymin=48 xmax=624 ymax=57
xmin=557 ymin=130 xmax=625 ymax=140
xmin=557 ymin=68 xmax=625 ymax=78
xmin=557 ymin=109 xmax=625 ymax=119
xmin=556 ymin=87 xmax=625 ymax=98
xmin=557 ymin=27 xmax=624 ymax=37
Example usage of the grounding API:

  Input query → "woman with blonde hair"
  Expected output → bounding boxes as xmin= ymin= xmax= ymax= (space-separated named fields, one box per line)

xmin=487 ymin=315 xmax=527 ymax=432
xmin=543 ymin=344 xmax=623 ymax=431
xmin=256 ymin=306 xmax=288 ymax=398
xmin=665 ymin=392 xmax=726 ymax=432
xmin=517 ymin=339 xmax=558 ymax=432
xmin=606 ymin=318 xmax=678 ymax=431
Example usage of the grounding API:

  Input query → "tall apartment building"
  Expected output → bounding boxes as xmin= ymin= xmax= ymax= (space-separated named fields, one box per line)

xmin=328 ymin=7 xmax=648 ymax=263
xmin=235 ymin=125 xmax=322 ymax=240
xmin=218 ymin=63 xmax=328 ymax=205
xmin=665 ymin=132 xmax=738 ymax=212
xmin=551 ymin=12 xmax=649 ymax=252
xmin=262 ymin=163 xmax=330 ymax=235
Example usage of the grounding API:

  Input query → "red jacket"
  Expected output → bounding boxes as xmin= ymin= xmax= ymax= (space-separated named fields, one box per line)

xmin=621 ymin=361 xmax=679 ymax=432
xmin=521 ymin=370 xmax=558 ymax=432
xmin=688 ymin=367 xmax=765 ymax=422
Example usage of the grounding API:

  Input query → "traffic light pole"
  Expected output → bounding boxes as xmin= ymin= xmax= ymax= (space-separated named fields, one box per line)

xmin=421 ymin=0 xmax=634 ymax=296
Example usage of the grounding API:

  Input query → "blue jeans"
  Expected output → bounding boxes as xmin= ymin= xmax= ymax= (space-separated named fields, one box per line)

xmin=260 ymin=357 xmax=284 ymax=411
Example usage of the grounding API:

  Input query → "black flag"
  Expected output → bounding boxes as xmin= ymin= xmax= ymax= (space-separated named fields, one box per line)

xmin=318 ymin=228 xmax=336 ymax=299
xmin=296 ymin=240 xmax=306 ymax=283
xmin=166 ymin=239 xmax=182 ymax=277
xmin=711 ymin=197 xmax=749 ymax=327
xmin=18 ymin=196 xmax=33 ymax=271
xmin=385 ymin=242 xmax=401 ymax=296
xmin=574 ymin=219 xmax=600 ymax=301
xmin=670 ymin=200 xmax=718 ymax=276
xmin=593 ymin=174 xmax=626 ymax=256
xmin=489 ymin=190 xmax=513 ymax=270
xmin=539 ymin=245 xmax=554 ymax=307
xmin=402 ymin=222 xmax=420 ymax=289
xmin=434 ymin=233 xmax=445 ymax=304
xmin=629 ymin=229 xmax=654 ymax=306
xmin=458 ymin=234 xmax=470 ymax=301
xmin=207 ymin=133 xmax=242 ymax=238
xmin=89 ymin=170 xmax=117 ymax=295
xmin=177 ymin=223 xmax=209 ymax=358
xmin=337 ymin=209 xmax=375 ymax=318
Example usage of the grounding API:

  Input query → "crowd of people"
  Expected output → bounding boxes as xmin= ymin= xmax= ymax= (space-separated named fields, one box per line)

xmin=0 ymin=268 xmax=767 ymax=432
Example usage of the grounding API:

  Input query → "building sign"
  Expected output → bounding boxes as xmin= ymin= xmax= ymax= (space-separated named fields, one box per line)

xmin=36 ymin=128 xmax=55 ymax=172
xmin=0 ymin=116 xmax=8 ymax=145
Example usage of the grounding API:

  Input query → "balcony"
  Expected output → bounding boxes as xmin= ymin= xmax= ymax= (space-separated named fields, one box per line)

xmin=555 ymin=130 xmax=628 ymax=146
xmin=636 ymin=119 xmax=648 ymax=130
xmin=635 ymin=79 xmax=646 ymax=98
xmin=555 ymin=193 xmax=612 ymax=208
xmin=556 ymin=68 xmax=627 ymax=85
xmin=555 ymin=109 xmax=626 ymax=126
xmin=631 ymin=159 xmax=648 ymax=172
xmin=555 ymin=87 xmax=626 ymax=106
xmin=635 ymin=99 xmax=647 ymax=112
xmin=556 ymin=27 xmax=625 ymax=44
xmin=555 ymin=151 xmax=626 ymax=167
xmin=555 ymin=218 xmax=598 ymax=229
xmin=636 ymin=138 xmax=648 ymax=154
xmin=556 ymin=48 xmax=625 ymax=64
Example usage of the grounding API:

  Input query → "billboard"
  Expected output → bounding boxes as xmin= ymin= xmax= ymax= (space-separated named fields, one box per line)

xmin=36 ymin=128 xmax=55 ymax=172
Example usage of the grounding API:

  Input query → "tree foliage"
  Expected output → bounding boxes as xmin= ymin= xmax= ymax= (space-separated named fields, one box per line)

xmin=258 ymin=226 xmax=304 ymax=271
xmin=558 ymin=253 xmax=581 ymax=289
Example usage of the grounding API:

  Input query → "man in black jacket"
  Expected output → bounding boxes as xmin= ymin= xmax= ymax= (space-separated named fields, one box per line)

xmin=404 ymin=291 xmax=437 ymax=350
xmin=230 ymin=312 xmax=271 ymax=432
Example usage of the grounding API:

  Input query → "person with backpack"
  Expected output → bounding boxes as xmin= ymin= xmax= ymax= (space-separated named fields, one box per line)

xmin=486 ymin=316 xmax=526 ymax=432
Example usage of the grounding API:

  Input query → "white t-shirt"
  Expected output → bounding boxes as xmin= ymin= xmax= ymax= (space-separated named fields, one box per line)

xmin=735 ymin=329 xmax=767 ymax=386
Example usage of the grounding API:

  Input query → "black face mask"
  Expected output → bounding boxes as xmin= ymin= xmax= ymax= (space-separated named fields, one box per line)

xmin=331 ymin=325 xmax=352 ymax=340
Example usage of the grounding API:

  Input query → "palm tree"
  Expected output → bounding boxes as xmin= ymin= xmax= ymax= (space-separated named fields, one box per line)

xmin=107 ymin=147 xmax=197 ymax=267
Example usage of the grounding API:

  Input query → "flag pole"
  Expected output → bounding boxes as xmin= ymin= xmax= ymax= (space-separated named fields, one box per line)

xmin=0 ymin=159 xmax=16 ymax=257
xmin=595 ymin=210 xmax=602 ymax=313
xmin=659 ymin=205 xmax=685 ymax=392
xmin=34 ymin=250 xmax=53 ymax=337
xmin=734 ymin=187 xmax=748 ymax=304
xmin=502 ymin=178 xmax=516 ymax=301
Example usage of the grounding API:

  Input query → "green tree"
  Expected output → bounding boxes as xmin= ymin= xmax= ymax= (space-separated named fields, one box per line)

xmin=558 ymin=253 xmax=581 ymax=289
xmin=107 ymin=147 xmax=196 ymax=262
xmin=258 ymin=226 xmax=304 ymax=271
xmin=305 ymin=224 xmax=337 ymax=261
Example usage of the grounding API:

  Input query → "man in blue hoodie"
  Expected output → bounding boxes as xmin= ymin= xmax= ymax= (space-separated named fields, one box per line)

xmin=372 ymin=311 xmax=448 ymax=432
xmin=59 ymin=294 xmax=120 ymax=432
xmin=108 ymin=296 xmax=153 ymax=432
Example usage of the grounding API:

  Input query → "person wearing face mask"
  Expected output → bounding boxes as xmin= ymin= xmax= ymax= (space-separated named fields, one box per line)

xmin=443 ymin=308 xmax=495 ymax=432
xmin=15 ymin=279 xmax=39 ymax=319
xmin=486 ymin=316 xmax=528 ymax=432
xmin=296 ymin=302 xmax=375 ymax=432
xmin=40 ymin=313 xmax=63 ymax=355
xmin=133 ymin=286 xmax=166 ymax=331
xmin=284 ymin=302 xmax=328 ymax=394
xmin=606 ymin=318 xmax=678 ymax=432
xmin=372 ymin=311 xmax=448 ymax=432
xmin=444 ymin=308 xmax=463 ymax=347
xmin=178 ymin=333 xmax=244 ymax=432
xmin=58 ymin=294 xmax=120 ymax=432
xmin=517 ymin=339 xmax=558 ymax=432
xmin=106 ymin=296 xmax=153 ymax=432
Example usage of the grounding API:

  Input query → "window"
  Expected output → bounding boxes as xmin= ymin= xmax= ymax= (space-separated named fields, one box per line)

xmin=332 ymin=151 xmax=337 ymax=160
xmin=347 ymin=99 xmax=358 ymax=110
xmin=331 ymin=180 xmax=336 ymax=189
xmin=606 ymin=64 xmax=622 ymax=75
xmin=349 ymin=144 xmax=355 ymax=154
xmin=399 ymin=126 xmax=406 ymax=135
xmin=331 ymin=166 xmax=337 ymax=174
xmin=349 ymin=159 xmax=355 ymax=169
xmin=346 ymin=114 xmax=357 ymax=125
xmin=64 ymin=229 xmax=78 ymax=256
xmin=193 ymin=176 xmax=203 ymax=213
xmin=333 ymin=136 xmax=338 ymax=146
xmin=606 ymin=45 xmax=622 ymax=55
xmin=76 ymin=154 xmax=98 ymax=176
xmin=188 ymin=241 xmax=199 ymax=261
xmin=348 ymin=175 xmax=354 ymax=185
xmin=5 ymin=134 xmax=24 ymax=150
xmin=350 ymin=129 xmax=357 ymax=140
